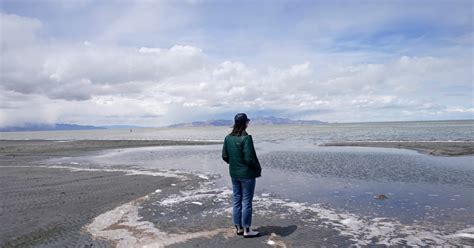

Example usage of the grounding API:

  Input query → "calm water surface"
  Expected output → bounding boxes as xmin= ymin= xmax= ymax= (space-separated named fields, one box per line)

xmin=1 ymin=120 xmax=473 ymax=144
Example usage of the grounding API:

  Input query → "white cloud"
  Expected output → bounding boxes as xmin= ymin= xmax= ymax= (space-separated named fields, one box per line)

xmin=445 ymin=107 xmax=474 ymax=113
xmin=0 ymin=13 xmax=42 ymax=49
xmin=1 ymin=13 xmax=206 ymax=101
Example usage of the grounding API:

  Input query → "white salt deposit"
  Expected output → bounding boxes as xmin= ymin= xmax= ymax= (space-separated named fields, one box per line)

xmin=85 ymin=183 xmax=472 ymax=247
xmin=251 ymin=196 xmax=470 ymax=246
xmin=148 ymin=177 xmax=471 ymax=246
xmin=83 ymin=169 xmax=234 ymax=247
xmin=448 ymin=227 xmax=474 ymax=240
xmin=34 ymin=165 xmax=188 ymax=179
xmin=85 ymin=194 xmax=231 ymax=248
xmin=198 ymin=175 xmax=209 ymax=180
xmin=158 ymin=186 xmax=232 ymax=207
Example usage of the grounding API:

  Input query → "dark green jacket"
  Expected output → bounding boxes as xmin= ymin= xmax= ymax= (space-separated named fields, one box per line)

xmin=222 ymin=134 xmax=262 ymax=179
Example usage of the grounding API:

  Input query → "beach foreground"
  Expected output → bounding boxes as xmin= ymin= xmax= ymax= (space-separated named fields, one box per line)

xmin=0 ymin=140 xmax=355 ymax=247
xmin=0 ymin=166 xmax=180 ymax=247
xmin=1 ymin=140 xmax=473 ymax=247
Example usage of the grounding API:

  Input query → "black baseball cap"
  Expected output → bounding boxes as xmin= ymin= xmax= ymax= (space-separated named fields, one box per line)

xmin=234 ymin=113 xmax=250 ymax=124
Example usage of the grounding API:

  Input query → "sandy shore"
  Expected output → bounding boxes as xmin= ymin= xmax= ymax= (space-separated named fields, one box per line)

xmin=321 ymin=141 xmax=474 ymax=156
xmin=0 ymin=140 xmax=220 ymax=247
xmin=0 ymin=166 xmax=180 ymax=247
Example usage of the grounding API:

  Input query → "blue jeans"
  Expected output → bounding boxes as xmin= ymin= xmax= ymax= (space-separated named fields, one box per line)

xmin=231 ymin=177 xmax=256 ymax=228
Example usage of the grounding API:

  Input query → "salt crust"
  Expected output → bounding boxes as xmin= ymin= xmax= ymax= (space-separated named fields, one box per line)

xmin=7 ymin=165 xmax=469 ymax=246
xmin=83 ymin=169 xmax=472 ymax=247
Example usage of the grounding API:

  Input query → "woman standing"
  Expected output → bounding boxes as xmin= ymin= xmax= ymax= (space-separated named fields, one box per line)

xmin=222 ymin=113 xmax=262 ymax=238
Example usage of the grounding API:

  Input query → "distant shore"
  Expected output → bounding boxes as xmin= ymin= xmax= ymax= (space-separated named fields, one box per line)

xmin=0 ymin=139 xmax=222 ymax=162
xmin=321 ymin=141 xmax=474 ymax=156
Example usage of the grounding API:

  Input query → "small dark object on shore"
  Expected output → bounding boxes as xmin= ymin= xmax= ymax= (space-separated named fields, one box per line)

xmin=375 ymin=194 xmax=388 ymax=200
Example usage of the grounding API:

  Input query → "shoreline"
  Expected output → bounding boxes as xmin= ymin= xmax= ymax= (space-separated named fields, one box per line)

xmin=321 ymin=141 xmax=474 ymax=156
xmin=0 ymin=139 xmax=222 ymax=163
xmin=0 ymin=139 xmax=222 ymax=154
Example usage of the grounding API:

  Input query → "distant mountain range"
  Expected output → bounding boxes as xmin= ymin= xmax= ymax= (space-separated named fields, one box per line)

xmin=0 ymin=123 xmax=145 ymax=132
xmin=0 ymin=116 xmax=328 ymax=132
xmin=166 ymin=116 xmax=328 ymax=127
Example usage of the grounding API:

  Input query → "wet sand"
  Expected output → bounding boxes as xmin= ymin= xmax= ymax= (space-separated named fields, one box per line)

xmin=0 ymin=140 xmax=219 ymax=247
xmin=0 ymin=166 xmax=179 ymax=247
xmin=321 ymin=141 xmax=474 ymax=156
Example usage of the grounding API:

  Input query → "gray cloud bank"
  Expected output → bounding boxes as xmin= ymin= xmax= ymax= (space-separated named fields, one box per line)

xmin=0 ymin=5 xmax=472 ymax=127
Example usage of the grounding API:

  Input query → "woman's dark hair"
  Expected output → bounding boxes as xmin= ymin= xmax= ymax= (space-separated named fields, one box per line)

xmin=229 ymin=122 xmax=248 ymax=136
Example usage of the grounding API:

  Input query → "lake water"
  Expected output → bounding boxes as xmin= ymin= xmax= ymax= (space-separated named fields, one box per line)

xmin=1 ymin=120 xmax=473 ymax=146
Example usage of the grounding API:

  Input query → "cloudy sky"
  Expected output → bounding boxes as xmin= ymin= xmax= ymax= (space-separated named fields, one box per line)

xmin=0 ymin=0 xmax=472 ymax=127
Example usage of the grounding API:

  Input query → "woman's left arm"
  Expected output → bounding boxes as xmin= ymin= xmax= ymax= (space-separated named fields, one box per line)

xmin=222 ymin=136 xmax=229 ymax=164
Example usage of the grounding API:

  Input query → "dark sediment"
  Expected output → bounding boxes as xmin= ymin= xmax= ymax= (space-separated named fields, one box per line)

xmin=0 ymin=166 xmax=179 ymax=247
xmin=321 ymin=141 xmax=474 ymax=156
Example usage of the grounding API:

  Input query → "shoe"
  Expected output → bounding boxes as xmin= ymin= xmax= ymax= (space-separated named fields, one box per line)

xmin=235 ymin=225 xmax=244 ymax=235
xmin=243 ymin=227 xmax=260 ymax=238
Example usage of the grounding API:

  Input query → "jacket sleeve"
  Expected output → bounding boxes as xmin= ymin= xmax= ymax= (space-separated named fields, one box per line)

xmin=242 ymin=135 xmax=259 ymax=168
xmin=222 ymin=136 xmax=229 ymax=164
